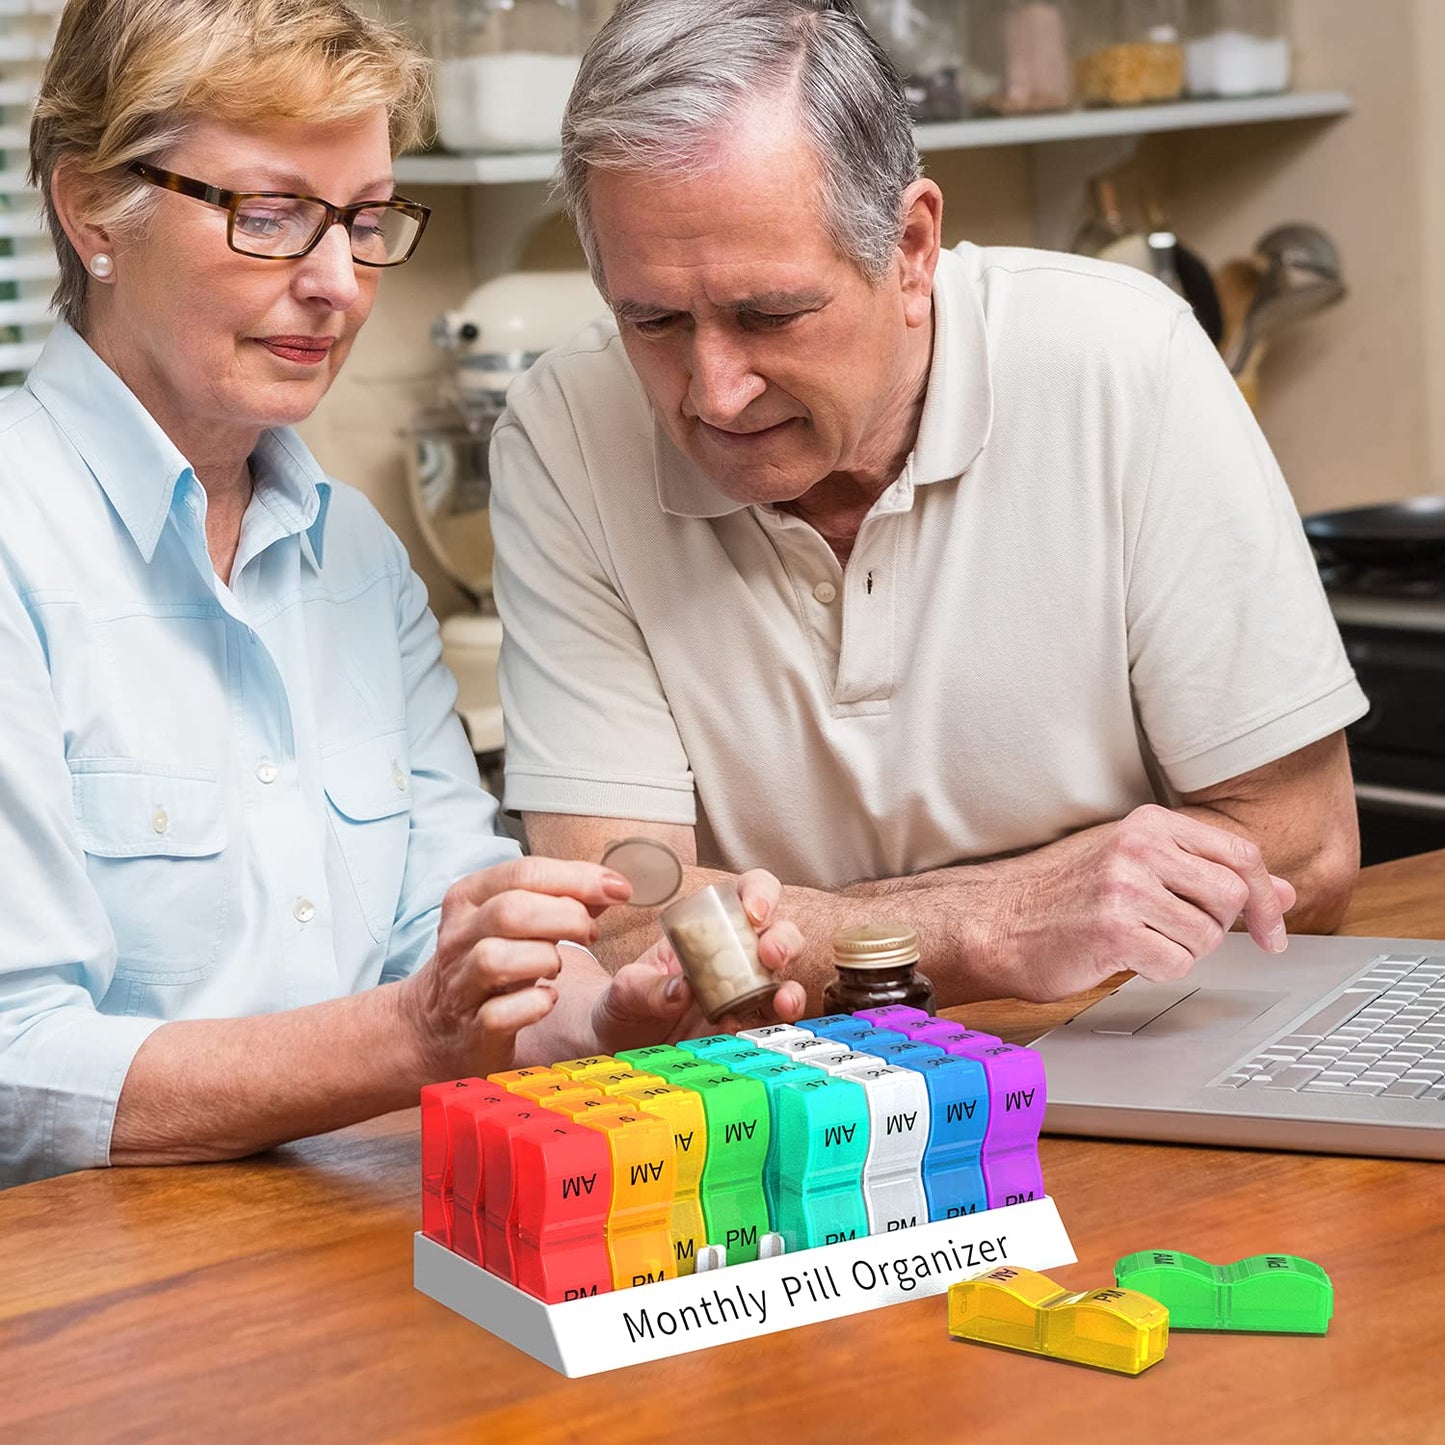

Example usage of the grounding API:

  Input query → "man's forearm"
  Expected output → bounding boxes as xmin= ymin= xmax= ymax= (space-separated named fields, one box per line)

xmin=555 ymin=734 xmax=1361 ymax=1011
xmin=852 ymin=796 xmax=1355 ymax=933
xmin=594 ymin=859 xmax=1024 ymax=1008
xmin=594 ymin=798 xmax=1348 ymax=1009
xmin=1173 ymin=805 xmax=1356 ymax=933
xmin=111 ymin=950 xmax=614 ymax=1166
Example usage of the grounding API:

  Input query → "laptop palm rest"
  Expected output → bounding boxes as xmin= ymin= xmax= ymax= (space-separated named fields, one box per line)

xmin=1085 ymin=982 xmax=1285 ymax=1037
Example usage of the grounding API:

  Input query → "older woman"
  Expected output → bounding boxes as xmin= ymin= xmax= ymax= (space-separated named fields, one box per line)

xmin=0 ymin=0 xmax=804 ymax=1187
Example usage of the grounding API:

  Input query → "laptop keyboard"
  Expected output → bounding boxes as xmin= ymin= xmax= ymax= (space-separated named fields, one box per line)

xmin=1217 ymin=955 xmax=1445 ymax=1099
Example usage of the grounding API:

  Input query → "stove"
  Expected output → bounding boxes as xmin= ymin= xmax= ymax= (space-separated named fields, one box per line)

xmin=1326 ymin=583 xmax=1445 ymax=866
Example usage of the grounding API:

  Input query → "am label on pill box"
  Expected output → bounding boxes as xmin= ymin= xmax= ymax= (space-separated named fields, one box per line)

xmin=415 ymin=1195 xmax=1075 ymax=1377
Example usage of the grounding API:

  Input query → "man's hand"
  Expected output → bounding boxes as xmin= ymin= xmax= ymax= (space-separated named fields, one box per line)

xmin=997 ymin=803 xmax=1298 ymax=1002
xmin=590 ymin=870 xmax=807 ymax=1052
xmin=397 ymin=856 xmax=633 ymax=1079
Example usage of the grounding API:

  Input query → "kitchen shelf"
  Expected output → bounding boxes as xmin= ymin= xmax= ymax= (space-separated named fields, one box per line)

xmin=395 ymin=90 xmax=1353 ymax=186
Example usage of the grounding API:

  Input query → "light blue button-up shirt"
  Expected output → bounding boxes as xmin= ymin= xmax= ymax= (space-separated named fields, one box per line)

xmin=0 ymin=323 xmax=516 ymax=1185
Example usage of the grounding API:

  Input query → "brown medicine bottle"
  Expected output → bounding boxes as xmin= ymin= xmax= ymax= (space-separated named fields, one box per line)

xmin=822 ymin=925 xmax=935 ymax=1016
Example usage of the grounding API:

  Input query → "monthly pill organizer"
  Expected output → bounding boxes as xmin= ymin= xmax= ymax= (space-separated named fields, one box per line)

xmin=415 ymin=1009 xmax=1074 ymax=1376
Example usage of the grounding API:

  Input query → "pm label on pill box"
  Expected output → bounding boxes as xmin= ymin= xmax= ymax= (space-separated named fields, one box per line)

xmin=415 ymin=1195 xmax=1075 ymax=1377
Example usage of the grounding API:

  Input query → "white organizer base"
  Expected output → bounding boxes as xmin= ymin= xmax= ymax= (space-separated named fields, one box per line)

xmin=414 ymin=1195 xmax=1075 ymax=1377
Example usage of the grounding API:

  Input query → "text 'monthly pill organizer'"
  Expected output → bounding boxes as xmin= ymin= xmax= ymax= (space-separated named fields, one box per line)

xmin=415 ymin=1010 xmax=1075 ymax=1376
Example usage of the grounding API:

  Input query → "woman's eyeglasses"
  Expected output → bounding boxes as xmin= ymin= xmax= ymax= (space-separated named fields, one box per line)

xmin=129 ymin=161 xmax=430 ymax=267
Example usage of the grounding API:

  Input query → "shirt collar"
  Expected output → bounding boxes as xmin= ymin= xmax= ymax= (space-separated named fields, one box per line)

xmin=26 ymin=320 xmax=332 ymax=568
xmin=251 ymin=427 xmax=333 ymax=570
xmin=653 ymin=243 xmax=994 ymax=519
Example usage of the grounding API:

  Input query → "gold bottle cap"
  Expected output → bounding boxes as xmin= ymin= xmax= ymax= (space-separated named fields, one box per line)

xmin=831 ymin=924 xmax=921 ymax=969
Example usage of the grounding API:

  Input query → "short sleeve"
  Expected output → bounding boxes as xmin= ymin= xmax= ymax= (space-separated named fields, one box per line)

xmin=489 ymin=411 xmax=696 ymax=823
xmin=1125 ymin=313 xmax=1367 ymax=793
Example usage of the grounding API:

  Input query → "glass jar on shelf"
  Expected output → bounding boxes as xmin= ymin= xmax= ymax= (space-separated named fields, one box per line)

xmin=860 ymin=0 xmax=968 ymax=122
xmin=433 ymin=0 xmax=584 ymax=153
xmin=1183 ymin=0 xmax=1291 ymax=98
xmin=968 ymin=0 xmax=1076 ymax=116
xmin=1074 ymin=0 xmax=1185 ymax=107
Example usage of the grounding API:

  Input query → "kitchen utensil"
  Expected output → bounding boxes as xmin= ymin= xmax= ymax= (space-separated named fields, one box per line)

xmin=1214 ymin=256 xmax=1263 ymax=361
xmin=1302 ymin=498 xmax=1445 ymax=573
xmin=1099 ymin=231 xmax=1157 ymax=274
xmin=1172 ymin=240 xmax=1225 ymax=345
xmin=1074 ymin=175 xmax=1158 ymax=277
xmin=1254 ymin=222 xmax=1342 ymax=282
xmin=1072 ymin=175 xmax=1133 ymax=257
xmin=1145 ymin=220 xmax=1184 ymax=294
xmin=1145 ymin=199 xmax=1223 ymax=344
xmin=1226 ymin=221 xmax=1344 ymax=373
xmin=1227 ymin=271 xmax=1345 ymax=377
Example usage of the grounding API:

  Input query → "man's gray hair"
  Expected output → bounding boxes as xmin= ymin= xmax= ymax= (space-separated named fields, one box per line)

xmin=558 ymin=0 xmax=921 ymax=290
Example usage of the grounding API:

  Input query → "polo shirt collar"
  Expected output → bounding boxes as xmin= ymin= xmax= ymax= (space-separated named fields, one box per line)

xmin=26 ymin=321 xmax=331 ymax=568
xmin=653 ymin=243 xmax=994 ymax=519
xmin=911 ymin=243 xmax=994 ymax=487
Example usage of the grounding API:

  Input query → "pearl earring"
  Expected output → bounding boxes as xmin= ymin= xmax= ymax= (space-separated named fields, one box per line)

xmin=88 ymin=253 xmax=114 ymax=279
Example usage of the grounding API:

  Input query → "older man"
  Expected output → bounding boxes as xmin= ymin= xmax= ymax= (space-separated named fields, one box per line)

xmin=489 ymin=0 xmax=1366 ymax=1008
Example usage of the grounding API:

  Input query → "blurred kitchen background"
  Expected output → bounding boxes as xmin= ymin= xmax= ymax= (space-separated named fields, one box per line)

xmin=2 ymin=0 xmax=1443 ymax=863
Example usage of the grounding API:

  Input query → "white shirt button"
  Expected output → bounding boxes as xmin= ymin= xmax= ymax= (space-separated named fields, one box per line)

xmin=256 ymin=758 xmax=279 ymax=785
xmin=293 ymin=898 xmax=316 ymax=925
xmin=813 ymin=581 xmax=838 ymax=605
xmin=391 ymin=762 xmax=409 ymax=792
xmin=151 ymin=807 xmax=170 ymax=835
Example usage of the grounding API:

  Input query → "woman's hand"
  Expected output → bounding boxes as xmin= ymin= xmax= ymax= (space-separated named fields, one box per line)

xmin=398 ymin=856 xmax=632 ymax=1079
xmin=590 ymin=870 xmax=806 ymax=1054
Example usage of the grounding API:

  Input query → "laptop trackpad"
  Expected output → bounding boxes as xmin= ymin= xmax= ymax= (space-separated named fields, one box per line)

xmin=1087 ymin=982 xmax=1286 ymax=1037
xmin=1135 ymin=988 xmax=1287 ymax=1037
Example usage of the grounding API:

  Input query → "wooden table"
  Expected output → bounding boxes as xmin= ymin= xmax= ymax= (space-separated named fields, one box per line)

xmin=4 ymin=851 xmax=1444 ymax=1445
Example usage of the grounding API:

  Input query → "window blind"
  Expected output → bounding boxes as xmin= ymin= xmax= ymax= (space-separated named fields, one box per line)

xmin=0 ymin=0 xmax=61 ymax=391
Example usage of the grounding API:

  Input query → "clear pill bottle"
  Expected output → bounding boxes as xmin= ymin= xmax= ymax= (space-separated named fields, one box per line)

xmin=661 ymin=886 xmax=777 ymax=1023
xmin=822 ymin=925 xmax=935 ymax=1017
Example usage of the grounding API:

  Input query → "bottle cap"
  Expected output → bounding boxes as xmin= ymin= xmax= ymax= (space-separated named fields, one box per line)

xmin=831 ymin=924 xmax=921 ymax=969
xmin=600 ymin=836 xmax=684 ymax=907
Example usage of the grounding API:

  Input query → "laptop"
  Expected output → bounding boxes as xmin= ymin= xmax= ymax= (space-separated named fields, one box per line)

xmin=1030 ymin=933 xmax=1445 ymax=1160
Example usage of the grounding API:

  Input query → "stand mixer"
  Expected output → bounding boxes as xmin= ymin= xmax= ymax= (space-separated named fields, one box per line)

xmin=408 ymin=269 xmax=607 ymax=771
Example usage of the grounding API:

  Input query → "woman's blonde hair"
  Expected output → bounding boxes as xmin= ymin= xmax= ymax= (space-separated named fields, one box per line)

xmin=30 ymin=0 xmax=432 ymax=331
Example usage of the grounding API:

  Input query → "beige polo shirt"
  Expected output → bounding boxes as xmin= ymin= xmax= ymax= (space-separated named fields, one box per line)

xmin=490 ymin=243 xmax=1366 ymax=892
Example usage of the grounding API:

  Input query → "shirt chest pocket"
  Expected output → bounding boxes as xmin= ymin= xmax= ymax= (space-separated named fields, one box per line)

xmin=323 ymin=731 xmax=412 ymax=945
xmin=71 ymin=767 xmax=230 ymax=986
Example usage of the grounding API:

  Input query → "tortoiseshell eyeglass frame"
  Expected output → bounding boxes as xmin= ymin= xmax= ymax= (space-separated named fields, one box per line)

xmin=128 ymin=161 xmax=431 ymax=266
